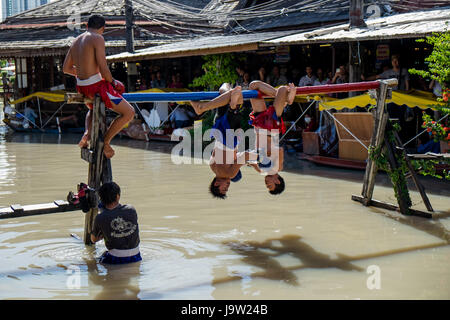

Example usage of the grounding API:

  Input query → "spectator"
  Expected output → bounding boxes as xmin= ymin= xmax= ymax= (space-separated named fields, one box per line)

xmin=266 ymin=65 xmax=288 ymax=87
xmin=236 ymin=65 xmax=245 ymax=86
xmin=362 ymin=55 xmax=410 ymax=91
xmin=417 ymin=133 xmax=440 ymax=154
xmin=138 ymin=78 xmax=148 ymax=91
xmin=255 ymin=67 xmax=266 ymax=82
xmin=331 ymin=65 xmax=348 ymax=85
xmin=331 ymin=65 xmax=349 ymax=98
xmin=241 ymin=72 xmax=251 ymax=90
xmin=169 ymin=105 xmax=195 ymax=129
xmin=149 ymin=73 xmax=156 ymax=88
xmin=303 ymin=114 xmax=317 ymax=132
xmin=429 ymin=79 xmax=443 ymax=97
xmin=23 ymin=104 xmax=38 ymax=128
xmin=168 ymin=74 xmax=184 ymax=88
xmin=151 ymin=71 xmax=166 ymax=88
xmin=298 ymin=66 xmax=317 ymax=87
xmin=313 ymin=68 xmax=328 ymax=86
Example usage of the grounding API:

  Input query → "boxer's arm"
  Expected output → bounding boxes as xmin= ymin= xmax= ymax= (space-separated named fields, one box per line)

xmin=63 ymin=49 xmax=76 ymax=76
xmin=94 ymin=37 xmax=113 ymax=83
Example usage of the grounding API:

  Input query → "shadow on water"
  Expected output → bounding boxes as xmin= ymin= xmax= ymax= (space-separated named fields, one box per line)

xmin=368 ymin=207 xmax=450 ymax=242
xmin=84 ymin=257 xmax=145 ymax=300
xmin=213 ymin=234 xmax=449 ymax=287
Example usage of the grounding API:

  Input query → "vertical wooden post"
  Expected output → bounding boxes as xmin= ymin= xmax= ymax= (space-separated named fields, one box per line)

xmin=361 ymin=81 xmax=390 ymax=205
xmin=83 ymin=95 xmax=110 ymax=245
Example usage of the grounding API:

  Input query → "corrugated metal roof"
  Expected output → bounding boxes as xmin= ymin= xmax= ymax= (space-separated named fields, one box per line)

xmin=263 ymin=7 xmax=450 ymax=45
xmin=107 ymin=30 xmax=295 ymax=62
xmin=235 ymin=0 xmax=349 ymax=32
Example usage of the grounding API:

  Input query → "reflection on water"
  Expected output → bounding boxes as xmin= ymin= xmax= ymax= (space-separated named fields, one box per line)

xmin=0 ymin=131 xmax=449 ymax=299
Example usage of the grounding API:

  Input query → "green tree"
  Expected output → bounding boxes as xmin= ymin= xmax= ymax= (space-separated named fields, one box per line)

xmin=409 ymin=30 xmax=450 ymax=143
xmin=190 ymin=53 xmax=243 ymax=90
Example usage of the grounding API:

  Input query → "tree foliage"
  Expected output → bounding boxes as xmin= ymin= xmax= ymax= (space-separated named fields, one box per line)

xmin=190 ymin=53 xmax=242 ymax=90
xmin=409 ymin=30 xmax=450 ymax=143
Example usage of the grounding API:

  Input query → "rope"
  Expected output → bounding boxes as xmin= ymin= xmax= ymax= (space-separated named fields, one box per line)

xmin=402 ymin=113 xmax=449 ymax=147
xmin=41 ymin=102 xmax=66 ymax=129
xmin=280 ymin=100 xmax=315 ymax=142
xmin=324 ymin=109 xmax=369 ymax=151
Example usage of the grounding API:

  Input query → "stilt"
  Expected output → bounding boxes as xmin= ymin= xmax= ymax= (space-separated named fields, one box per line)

xmin=353 ymin=79 xmax=436 ymax=219
xmin=82 ymin=95 xmax=112 ymax=245
xmin=360 ymin=81 xmax=390 ymax=205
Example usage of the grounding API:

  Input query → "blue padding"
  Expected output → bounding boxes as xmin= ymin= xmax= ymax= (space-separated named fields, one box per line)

xmin=122 ymin=90 xmax=259 ymax=103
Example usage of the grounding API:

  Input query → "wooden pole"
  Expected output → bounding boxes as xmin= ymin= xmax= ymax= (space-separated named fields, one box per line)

xmin=360 ymin=81 xmax=390 ymax=205
xmin=83 ymin=95 xmax=111 ymax=245
xmin=393 ymin=131 xmax=434 ymax=212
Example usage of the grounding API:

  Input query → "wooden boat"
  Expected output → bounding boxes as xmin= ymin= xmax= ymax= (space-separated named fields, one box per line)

xmin=299 ymin=153 xmax=367 ymax=170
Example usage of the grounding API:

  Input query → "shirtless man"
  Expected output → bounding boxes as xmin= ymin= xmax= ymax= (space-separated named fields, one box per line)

xmin=247 ymin=81 xmax=296 ymax=195
xmin=190 ymin=83 xmax=257 ymax=199
xmin=63 ymin=14 xmax=135 ymax=158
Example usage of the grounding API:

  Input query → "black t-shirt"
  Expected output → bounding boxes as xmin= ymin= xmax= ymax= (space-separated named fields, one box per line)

xmin=92 ymin=204 xmax=140 ymax=250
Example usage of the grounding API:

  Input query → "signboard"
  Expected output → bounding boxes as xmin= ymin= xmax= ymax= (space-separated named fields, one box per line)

xmin=375 ymin=44 xmax=390 ymax=70
xmin=274 ymin=46 xmax=290 ymax=63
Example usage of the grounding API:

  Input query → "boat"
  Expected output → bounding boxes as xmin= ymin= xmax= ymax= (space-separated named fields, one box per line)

xmin=3 ymin=91 xmax=85 ymax=134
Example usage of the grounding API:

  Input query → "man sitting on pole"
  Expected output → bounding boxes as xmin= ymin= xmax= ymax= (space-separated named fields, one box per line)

xmin=247 ymin=81 xmax=296 ymax=195
xmin=190 ymin=83 xmax=257 ymax=199
xmin=63 ymin=14 xmax=135 ymax=159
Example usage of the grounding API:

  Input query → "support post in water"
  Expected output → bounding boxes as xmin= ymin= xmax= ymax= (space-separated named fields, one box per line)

xmin=82 ymin=95 xmax=112 ymax=245
xmin=360 ymin=80 xmax=390 ymax=205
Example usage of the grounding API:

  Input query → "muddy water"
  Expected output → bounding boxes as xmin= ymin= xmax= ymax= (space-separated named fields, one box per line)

xmin=0 ymin=129 xmax=449 ymax=300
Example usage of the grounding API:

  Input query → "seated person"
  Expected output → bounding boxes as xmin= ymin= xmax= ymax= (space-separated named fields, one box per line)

xmin=169 ymin=105 xmax=194 ymax=129
xmin=417 ymin=133 xmax=440 ymax=154
xmin=303 ymin=114 xmax=317 ymax=132
xmin=23 ymin=104 xmax=38 ymax=128
xmin=91 ymin=182 xmax=142 ymax=265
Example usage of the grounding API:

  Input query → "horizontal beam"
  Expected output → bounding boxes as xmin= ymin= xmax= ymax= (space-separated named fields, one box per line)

xmin=351 ymin=195 xmax=432 ymax=219
xmin=121 ymin=80 xmax=393 ymax=103
xmin=0 ymin=200 xmax=81 ymax=219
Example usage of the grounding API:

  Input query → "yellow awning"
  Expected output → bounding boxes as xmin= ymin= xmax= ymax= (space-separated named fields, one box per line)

xmin=319 ymin=90 xmax=444 ymax=111
xmin=10 ymin=91 xmax=66 ymax=104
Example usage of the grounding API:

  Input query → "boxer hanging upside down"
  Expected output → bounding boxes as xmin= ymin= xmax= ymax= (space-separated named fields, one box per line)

xmin=247 ymin=81 xmax=296 ymax=195
xmin=190 ymin=83 xmax=258 ymax=199
xmin=63 ymin=14 xmax=135 ymax=158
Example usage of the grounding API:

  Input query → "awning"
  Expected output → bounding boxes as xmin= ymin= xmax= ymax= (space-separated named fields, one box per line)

xmin=10 ymin=91 xmax=66 ymax=104
xmin=263 ymin=7 xmax=450 ymax=46
xmin=107 ymin=31 xmax=295 ymax=63
xmin=319 ymin=90 xmax=445 ymax=111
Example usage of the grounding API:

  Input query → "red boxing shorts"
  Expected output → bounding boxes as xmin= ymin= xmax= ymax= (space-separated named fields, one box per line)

xmin=76 ymin=73 xmax=123 ymax=110
xmin=249 ymin=106 xmax=286 ymax=134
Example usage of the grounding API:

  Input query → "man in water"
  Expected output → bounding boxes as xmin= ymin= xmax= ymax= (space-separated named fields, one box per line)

xmin=91 ymin=182 xmax=142 ymax=264
xmin=63 ymin=14 xmax=135 ymax=158
xmin=247 ymin=81 xmax=296 ymax=195
xmin=190 ymin=83 xmax=257 ymax=199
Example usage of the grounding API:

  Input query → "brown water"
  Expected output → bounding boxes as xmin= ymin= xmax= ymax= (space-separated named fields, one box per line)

xmin=0 ymin=128 xmax=449 ymax=300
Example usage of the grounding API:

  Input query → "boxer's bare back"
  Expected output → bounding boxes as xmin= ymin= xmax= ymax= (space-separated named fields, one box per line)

xmin=64 ymin=28 xmax=134 ymax=158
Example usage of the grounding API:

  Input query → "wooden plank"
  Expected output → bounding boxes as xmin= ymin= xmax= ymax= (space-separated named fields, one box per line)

xmin=393 ymin=132 xmax=434 ymax=212
xmin=361 ymin=81 xmax=390 ymax=204
xmin=384 ymin=133 xmax=410 ymax=215
xmin=0 ymin=202 xmax=81 ymax=219
xmin=10 ymin=204 xmax=24 ymax=213
xmin=351 ymin=195 xmax=432 ymax=219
